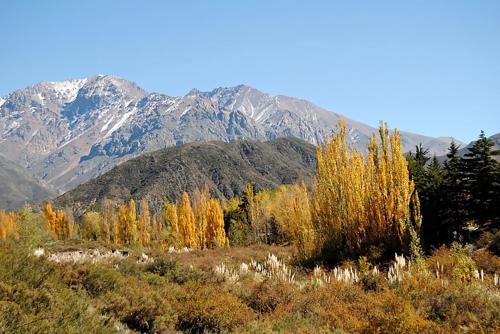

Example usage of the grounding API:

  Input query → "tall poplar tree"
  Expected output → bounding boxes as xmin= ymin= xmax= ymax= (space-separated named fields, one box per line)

xmin=178 ymin=192 xmax=198 ymax=248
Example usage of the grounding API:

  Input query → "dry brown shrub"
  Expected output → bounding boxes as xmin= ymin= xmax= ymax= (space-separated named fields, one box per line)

xmin=174 ymin=282 xmax=256 ymax=333
xmin=471 ymin=249 xmax=500 ymax=274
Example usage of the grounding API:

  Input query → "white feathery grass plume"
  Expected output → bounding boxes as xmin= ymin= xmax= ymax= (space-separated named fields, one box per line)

xmin=474 ymin=269 xmax=480 ymax=280
xmin=33 ymin=248 xmax=45 ymax=257
xmin=388 ymin=253 xmax=408 ymax=284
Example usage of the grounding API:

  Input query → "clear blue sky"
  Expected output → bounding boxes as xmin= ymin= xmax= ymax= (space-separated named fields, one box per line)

xmin=1 ymin=1 xmax=499 ymax=143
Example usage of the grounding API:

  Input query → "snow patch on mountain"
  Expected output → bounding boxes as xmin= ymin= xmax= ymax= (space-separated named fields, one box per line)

xmin=48 ymin=79 xmax=87 ymax=102
xmin=100 ymin=116 xmax=115 ymax=132
xmin=105 ymin=108 xmax=135 ymax=138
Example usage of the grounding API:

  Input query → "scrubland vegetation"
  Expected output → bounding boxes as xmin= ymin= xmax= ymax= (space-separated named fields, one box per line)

xmin=1 ymin=122 xmax=499 ymax=333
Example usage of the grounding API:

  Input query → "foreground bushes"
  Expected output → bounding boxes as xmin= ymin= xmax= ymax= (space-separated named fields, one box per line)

xmin=1 ymin=220 xmax=499 ymax=333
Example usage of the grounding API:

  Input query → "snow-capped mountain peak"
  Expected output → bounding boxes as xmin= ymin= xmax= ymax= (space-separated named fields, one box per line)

xmin=0 ymin=75 xmax=462 ymax=192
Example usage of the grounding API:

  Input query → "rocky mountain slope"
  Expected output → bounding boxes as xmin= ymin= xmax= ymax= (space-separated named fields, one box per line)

xmin=435 ymin=132 xmax=500 ymax=162
xmin=54 ymin=137 xmax=317 ymax=214
xmin=0 ymin=154 xmax=55 ymax=210
xmin=0 ymin=75 xmax=461 ymax=193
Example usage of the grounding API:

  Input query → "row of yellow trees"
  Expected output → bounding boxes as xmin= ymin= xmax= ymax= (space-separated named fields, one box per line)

xmin=3 ymin=121 xmax=421 ymax=262
xmin=162 ymin=189 xmax=228 ymax=249
xmin=44 ymin=204 xmax=74 ymax=239
xmin=76 ymin=188 xmax=228 ymax=249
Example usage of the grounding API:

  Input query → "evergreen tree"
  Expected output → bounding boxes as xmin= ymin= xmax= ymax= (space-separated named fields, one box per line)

xmin=420 ymin=156 xmax=446 ymax=247
xmin=462 ymin=131 xmax=500 ymax=228
xmin=442 ymin=141 xmax=468 ymax=241
xmin=407 ymin=143 xmax=430 ymax=193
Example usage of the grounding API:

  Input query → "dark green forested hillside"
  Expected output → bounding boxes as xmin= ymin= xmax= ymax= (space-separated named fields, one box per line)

xmin=55 ymin=137 xmax=317 ymax=214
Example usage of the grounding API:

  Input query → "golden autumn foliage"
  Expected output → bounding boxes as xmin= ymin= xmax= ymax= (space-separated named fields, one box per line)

xmin=162 ymin=200 xmax=180 ymax=247
xmin=43 ymin=203 xmax=74 ymax=240
xmin=31 ymin=121 xmax=420 ymax=261
xmin=312 ymin=121 xmax=421 ymax=261
xmin=178 ymin=192 xmax=198 ymax=249
xmin=0 ymin=210 xmax=17 ymax=240
xmin=272 ymin=182 xmax=315 ymax=259
xmin=205 ymin=198 xmax=228 ymax=248
xmin=137 ymin=200 xmax=151 ymax=248
xmin=193 ymin=186 xmax=210 ymax=248
xmin=81 ymin=211 xmax=103 ymax=241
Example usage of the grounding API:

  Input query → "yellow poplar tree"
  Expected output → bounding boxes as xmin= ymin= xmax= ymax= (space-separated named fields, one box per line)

xmin=137 ymin=200 xmax=151 ymax=247
xmin=82 ymin=211 xmax=102 ymax=241
xmin=178 ymin=192 xmax=198 ymax=248
xmin=162 ymin=200 xmax=180 ymax=247
xmin=43 ymin=204 xmax=73 ymax=239
xmin=244 ymin=184 xmax=261 ymax=242
xmin=273 ymin=182 xmax=315 ymax=258
xmin=0 ymin=210 xmax=17 ymax=240
xmin=44 ymin=203 xmax=58 ymax=237
xmin=192 ymin=185 xmax=209 ymax=248
xmin=100 ymin=199 xmax=115 ymax=244
xmin=127 ymin=199 xmax=137 ymax=245
xmin=117 ymin=203 xmax=128 ymax=245
xmin=205 ymin=198 xmax=228 ymax=248
xmin=312 ymin=120 xmax=421 ymax=261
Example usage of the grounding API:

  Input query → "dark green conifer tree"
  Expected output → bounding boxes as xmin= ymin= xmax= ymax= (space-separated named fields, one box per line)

xmin=462 ymin=131 xmax=500 ymax=228
xmin=442 ymin=141 xmax=468 ymax=242
xmin=420 ymin=156 xmax=446 ymax=247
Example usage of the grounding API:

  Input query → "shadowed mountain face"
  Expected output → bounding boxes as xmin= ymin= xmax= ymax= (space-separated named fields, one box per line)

xmin=0 ymin=155 xmax=55 ymax=210
xmin=0 ymin=75 xmax=461 ymax=193
xmin=54 ymin=137 xmax=317 ymax=214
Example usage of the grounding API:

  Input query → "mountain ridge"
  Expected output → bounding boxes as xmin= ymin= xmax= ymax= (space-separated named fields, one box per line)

xmin=0 ymin=74 xmax=463 ymax=195
xmin=54 ymin=137 xmax=317 ymax=215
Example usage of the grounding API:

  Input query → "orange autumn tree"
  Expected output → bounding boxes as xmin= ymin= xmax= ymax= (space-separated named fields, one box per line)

xmin=44 ymin=203 xmax=73 ymax=239
xmin=312 ymin=121 xmax=421 ymax=262
xmin=0 ymin=210 xmax=17 ymax=240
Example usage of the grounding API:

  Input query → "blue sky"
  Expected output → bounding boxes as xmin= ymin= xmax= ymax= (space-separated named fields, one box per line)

xmin=1 ymin=1 xmax=499 ymax=143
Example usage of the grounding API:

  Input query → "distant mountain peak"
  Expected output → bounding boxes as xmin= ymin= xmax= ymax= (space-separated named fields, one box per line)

xmin=0 ymin=74 xmax=464 ymax=195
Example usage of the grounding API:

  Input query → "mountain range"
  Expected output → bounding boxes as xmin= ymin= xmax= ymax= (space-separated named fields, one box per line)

xmin=0 ymin=154 xmax=55 ymax=210
xmin=0 ymin=74 xmax=465 ymax=208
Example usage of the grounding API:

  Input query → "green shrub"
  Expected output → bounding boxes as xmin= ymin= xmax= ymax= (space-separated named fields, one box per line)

xmin=81 ymin=265 xmax=121 ymax=297
xmin=100 ymin=277 xmax=177 ymax=333
xmin=146 ymin=257 xmax=208 ymax=284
